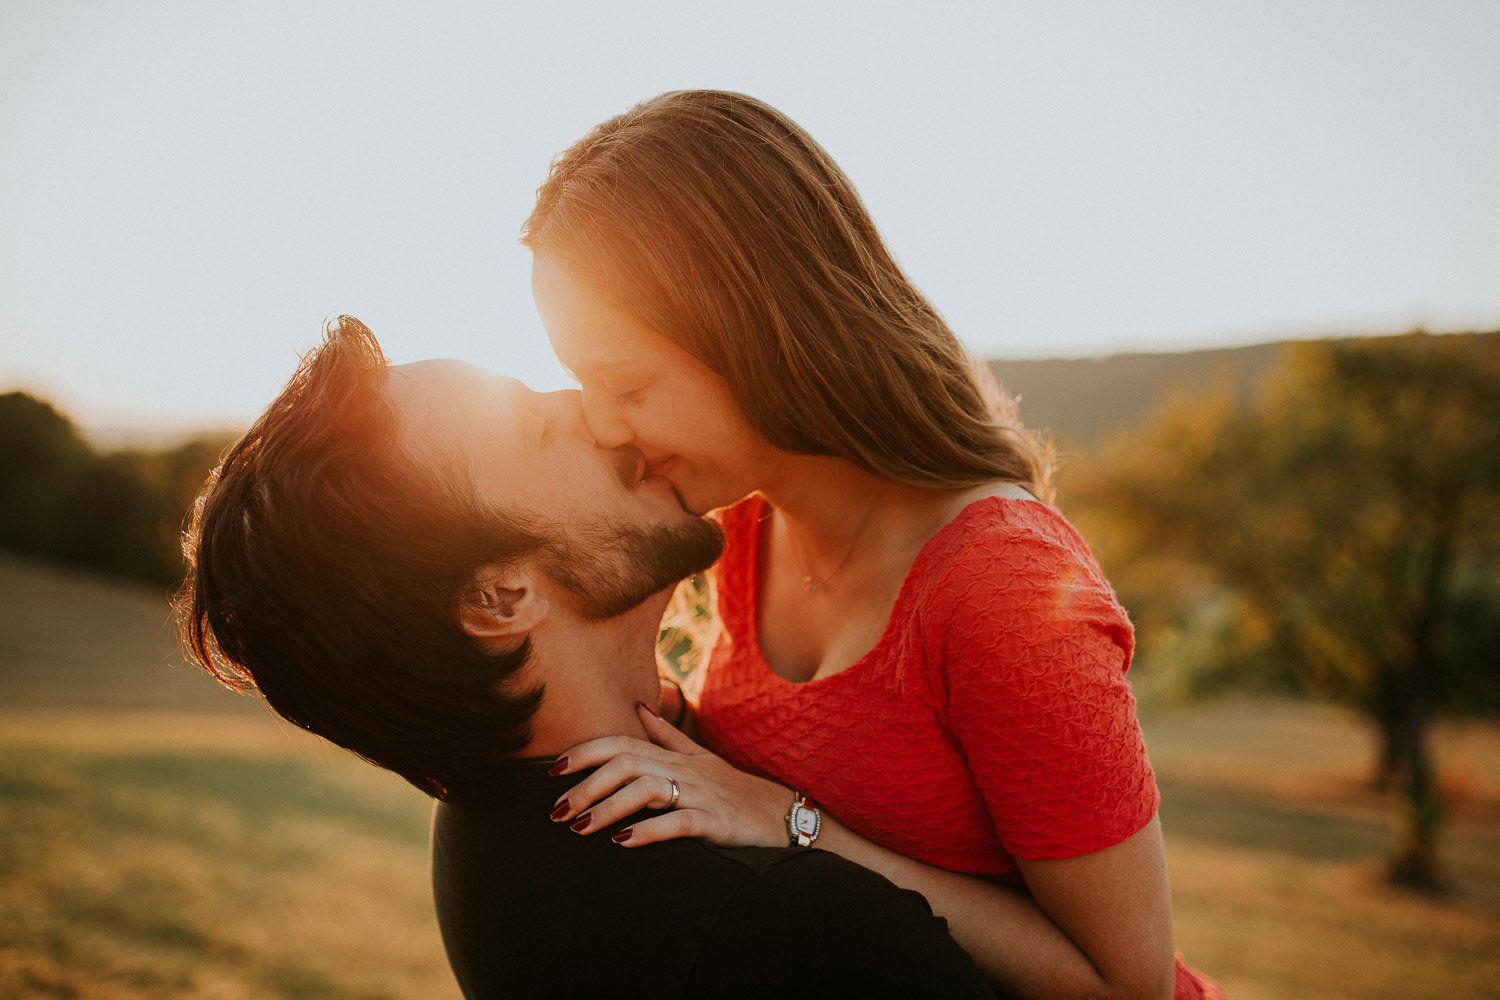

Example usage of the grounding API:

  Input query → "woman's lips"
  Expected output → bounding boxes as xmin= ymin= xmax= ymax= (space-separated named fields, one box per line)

xmin=610 ymin=448 xmax=650 ymax=489
xmin=644 ymin=456 xmax=676 ymax=479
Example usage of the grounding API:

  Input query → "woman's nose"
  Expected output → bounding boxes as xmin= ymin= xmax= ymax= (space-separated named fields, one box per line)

xmin=530 ymin=388 xmax=594 ymax=445
xmin=578 ymin=390 xmax=634 ymax=449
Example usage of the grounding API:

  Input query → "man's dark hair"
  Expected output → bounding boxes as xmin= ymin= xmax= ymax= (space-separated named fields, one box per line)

xmin=176 ymin=317 xmax=544 ymax=798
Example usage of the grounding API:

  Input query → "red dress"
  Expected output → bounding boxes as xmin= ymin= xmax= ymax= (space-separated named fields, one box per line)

xmin=697 ymin=495 xmax=1223 ymax=999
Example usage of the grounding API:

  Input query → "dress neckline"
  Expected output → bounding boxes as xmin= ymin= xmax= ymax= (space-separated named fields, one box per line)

xmin=740 ymin=492 xmax=1044 ymax=688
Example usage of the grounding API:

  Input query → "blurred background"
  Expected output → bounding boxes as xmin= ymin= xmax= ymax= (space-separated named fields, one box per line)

xmin=2 ymin=2 xmax=1497 ymax=998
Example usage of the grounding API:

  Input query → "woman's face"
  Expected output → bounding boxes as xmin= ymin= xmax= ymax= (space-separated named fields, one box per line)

xmin=531 ymin=252 xmax=780 ymax=515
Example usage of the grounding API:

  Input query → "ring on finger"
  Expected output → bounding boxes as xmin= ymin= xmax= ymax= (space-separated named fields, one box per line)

xmin=665 ymin=777 xmax=681 ymax=811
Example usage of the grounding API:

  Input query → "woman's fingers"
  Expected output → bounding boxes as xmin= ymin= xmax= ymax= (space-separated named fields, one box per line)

xmin=636 ymin=701 xmax=704 ymax=754
xmin=545 ymin=719 xmax=788 ymax=848
xmin=611 ymin=809 xmax=705 ymax=848
xmin=552 ymin=734 xmax=675 ymax=774
xmin=549 ymin=709 xmax=704 ymax=778
xmin=561 ymin=773 xmax=681 ymax=834
xmin=551 ymin=752 xmax=664 ymax=820
xmin=548 ymin=715 xmax=707 ymax=825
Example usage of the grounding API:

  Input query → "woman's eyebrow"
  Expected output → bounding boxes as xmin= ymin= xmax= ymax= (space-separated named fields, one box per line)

xmin=568 ymin=357 xmax=639 ymax=376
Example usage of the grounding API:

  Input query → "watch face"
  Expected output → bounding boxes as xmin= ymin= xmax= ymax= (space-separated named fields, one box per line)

xmin=793 ymin=806 xmax=818 ymax=836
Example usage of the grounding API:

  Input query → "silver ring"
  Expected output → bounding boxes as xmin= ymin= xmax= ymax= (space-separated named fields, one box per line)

xmin=665 ymin=777 xmax=681 ymax=811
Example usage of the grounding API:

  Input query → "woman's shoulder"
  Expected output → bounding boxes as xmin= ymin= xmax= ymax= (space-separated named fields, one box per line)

xmin=921 ymin=491 xmax=1096 ymax=578
xmin=907 ymin=495 xmax=1136 ymax=706
xmin=914 ymin=493 xmax=1126 ymax=628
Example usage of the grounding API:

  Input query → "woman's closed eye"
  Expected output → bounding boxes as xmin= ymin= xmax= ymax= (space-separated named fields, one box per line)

xmin=604 ymin=381 xmax=646 ymax=404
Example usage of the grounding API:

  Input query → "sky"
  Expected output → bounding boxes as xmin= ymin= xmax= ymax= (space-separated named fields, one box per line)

xmin=2 ymin=1 xmax=1497 ymax=442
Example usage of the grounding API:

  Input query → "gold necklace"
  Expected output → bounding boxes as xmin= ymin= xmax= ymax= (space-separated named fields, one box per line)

xmin=782 ymin=497 xmax=882 ymax=594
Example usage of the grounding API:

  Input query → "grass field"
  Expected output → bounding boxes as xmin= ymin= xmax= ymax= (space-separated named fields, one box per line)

xmin=0 ymin=556 xmax=458 ymax=1000
xmin=2 ymin=554 xmax=1497 ymax=998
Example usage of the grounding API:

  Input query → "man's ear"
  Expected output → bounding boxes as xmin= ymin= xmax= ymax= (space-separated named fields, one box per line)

xmin=456 ymin=563 xmax=549 ymax=648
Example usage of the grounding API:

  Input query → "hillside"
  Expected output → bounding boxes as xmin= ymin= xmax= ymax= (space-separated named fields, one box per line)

xmin=986 ymin=331 xmax=1499 ymax=447
xmin=987 ymin=342 xmax=1282 ymax=447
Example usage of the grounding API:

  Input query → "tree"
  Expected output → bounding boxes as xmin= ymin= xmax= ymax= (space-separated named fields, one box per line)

xmin=0 ymin=391 xmax=95 ymax=558
xmin=0 ymin=390 xmax=235 ymax=587
xmin=1072 ymin=332 xmax=1500 ymax=889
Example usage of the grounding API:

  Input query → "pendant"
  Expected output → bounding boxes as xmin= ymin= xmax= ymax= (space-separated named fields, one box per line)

xmin=802 ymin=576 xmax=817 ymax=593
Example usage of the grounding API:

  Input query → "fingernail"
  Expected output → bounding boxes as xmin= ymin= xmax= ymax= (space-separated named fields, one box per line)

xmin=550 ymin=800 xmax=570 ymax=821
xmin=636 ymin=701 xmax=659 ymax=717
xmin=612 ymin=829 xmax=633 ymax=844
xmin=548 ymin=756 xmax=569 ymax=775
xmin=569 ymin=812 xmax=592 ymax=832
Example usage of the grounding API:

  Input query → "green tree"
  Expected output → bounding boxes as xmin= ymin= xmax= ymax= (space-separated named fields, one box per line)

xmin=0 ymin=391 xmax=95 ymax=557
xmin=1074 ymin=332 xmax=1500 ymax=889
xmin=0 ymin=391 xmax=234 ymax=586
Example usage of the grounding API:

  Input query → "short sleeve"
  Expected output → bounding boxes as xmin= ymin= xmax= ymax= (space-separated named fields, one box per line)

xmin=934 ymin=506 xmax=1158 ymax=860
xmin=682 ymin=851 xmax=993 ymax=998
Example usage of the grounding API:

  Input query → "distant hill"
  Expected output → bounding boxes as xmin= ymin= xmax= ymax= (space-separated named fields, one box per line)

xmin=987 ymin=331 xmax=1499 ymax=448
xmin=987 ymin=341 xmax=1284 ymax=448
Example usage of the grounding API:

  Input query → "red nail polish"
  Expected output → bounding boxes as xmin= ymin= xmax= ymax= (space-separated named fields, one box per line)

xmin=636 ymin=701 xmax=659 ymax=717
xmin=612 ymin=829 xmax=633 ymax=844
xmin=569 ymin=812 xmax=592 ymax=832
xmin=550 ymin=801 xmax=570 ymax=821
xmin=549 ymin=756 xmax=569 ymax=775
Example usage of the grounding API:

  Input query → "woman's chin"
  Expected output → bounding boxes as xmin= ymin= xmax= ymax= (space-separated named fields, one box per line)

xmin=659 ymin=471 xmax=756 ymax=519
xmin=636 ymin=472 xmax=693 ymax=515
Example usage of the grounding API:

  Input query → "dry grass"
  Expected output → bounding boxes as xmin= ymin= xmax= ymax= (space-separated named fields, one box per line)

xmin=3 ymin=554 xmax=1498 ymax=998
xmin=0 ymin=711 xmax=459 ymax=1000
xmin=1143 ymin=698 xmax=1500 ymax=999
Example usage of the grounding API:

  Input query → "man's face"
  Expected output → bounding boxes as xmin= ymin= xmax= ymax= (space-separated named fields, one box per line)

xmin=386 ymin=360 xmax=721 ymax=618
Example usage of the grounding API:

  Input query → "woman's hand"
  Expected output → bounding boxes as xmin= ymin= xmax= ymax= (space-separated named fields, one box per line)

xmin=549 ymin=703 xmax=794 ymax=848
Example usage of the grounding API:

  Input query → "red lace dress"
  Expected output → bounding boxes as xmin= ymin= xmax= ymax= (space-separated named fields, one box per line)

xmin=697 ymin=495 xmax=1223 ymax=999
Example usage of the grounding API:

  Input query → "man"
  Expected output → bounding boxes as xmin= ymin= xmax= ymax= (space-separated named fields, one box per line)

xmin=177 ymin=316 xmax=992 ymax=999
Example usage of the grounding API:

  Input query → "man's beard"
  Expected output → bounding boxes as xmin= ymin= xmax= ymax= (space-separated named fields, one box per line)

xmin=539 ymin=514 xmax=724 ymax=621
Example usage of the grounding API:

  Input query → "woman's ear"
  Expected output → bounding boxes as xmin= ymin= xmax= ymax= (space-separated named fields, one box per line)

xmin=456 ymin=563 xmax=549 ymax=649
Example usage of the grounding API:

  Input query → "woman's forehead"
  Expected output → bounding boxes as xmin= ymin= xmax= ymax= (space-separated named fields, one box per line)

xmin=533 ymin=255 xmax=661 ymax=357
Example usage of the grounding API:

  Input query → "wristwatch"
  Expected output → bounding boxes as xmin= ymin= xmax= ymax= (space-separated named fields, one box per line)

xmin=784 ymin=790 xmax=821 ymax=847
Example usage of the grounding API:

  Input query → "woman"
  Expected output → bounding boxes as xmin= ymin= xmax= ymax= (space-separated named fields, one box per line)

xmin=527 ymin=90 xmax=1222 ymax=1000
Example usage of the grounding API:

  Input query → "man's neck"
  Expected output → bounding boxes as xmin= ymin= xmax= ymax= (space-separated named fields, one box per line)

xmin=518 ymin=593 xmax=669 ymax=757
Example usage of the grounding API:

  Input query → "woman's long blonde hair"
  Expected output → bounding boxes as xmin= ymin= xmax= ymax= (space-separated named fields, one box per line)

xmin=523 ymin=89 xmax=1052 ymax=498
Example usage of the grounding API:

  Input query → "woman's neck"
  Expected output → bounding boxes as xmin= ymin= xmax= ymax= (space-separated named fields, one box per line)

xmin=755 ymin=456 xmax=1037 ymax=589
xmin=756 ymin=454 xmax=958 ymax=577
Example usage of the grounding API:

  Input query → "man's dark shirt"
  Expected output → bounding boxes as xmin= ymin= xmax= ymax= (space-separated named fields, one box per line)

xmin=431 ymin=761 xmax=992 ymax=999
